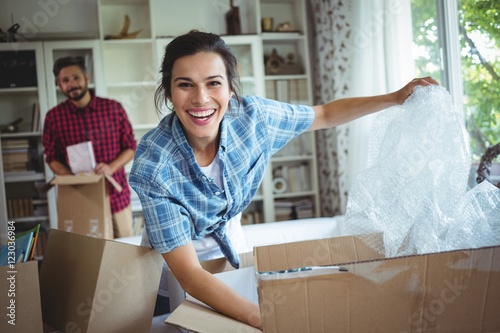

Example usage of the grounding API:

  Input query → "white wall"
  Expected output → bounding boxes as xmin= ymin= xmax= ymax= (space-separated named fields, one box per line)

xmin=1 ymin=0 xmax=99 ymax=40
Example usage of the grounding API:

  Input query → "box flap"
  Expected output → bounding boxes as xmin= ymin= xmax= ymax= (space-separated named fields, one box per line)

xmin=40 ymin=229 xmax=163 ymax=333
xmin=200 ymin=251 xmax=254 ymax=274
xmin=166 ymin=299 xmax=262 ymax=333
xmin=51 ymin=174 xmax=122 ymax=192
xmin=104 ymin=174 xmax=122 ymax=192
xmin=254 ymin=234 xmax=384 ymax=273
xmin=1 ymin=261 xmax=43 ymax=333
xmin=51 ymin=174 xmax=103 ymax=185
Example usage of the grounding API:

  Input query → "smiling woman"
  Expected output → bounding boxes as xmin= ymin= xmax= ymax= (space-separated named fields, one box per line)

xmin=129 ymin=30 xmax=435 ymax=329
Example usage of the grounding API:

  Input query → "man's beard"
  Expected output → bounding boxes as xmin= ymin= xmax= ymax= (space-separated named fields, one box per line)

xmin=66 ymin=86 xmax=88 ymax=102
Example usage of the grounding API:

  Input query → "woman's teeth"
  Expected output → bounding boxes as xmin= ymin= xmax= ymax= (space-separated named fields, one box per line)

xmin=188 ymin=109 xmax=215 ymax=119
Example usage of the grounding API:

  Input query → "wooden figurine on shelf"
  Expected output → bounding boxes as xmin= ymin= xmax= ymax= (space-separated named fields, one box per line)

xmin=0 ymin=117 xmax=23 ymax=134
xmin=225 ymin=0 xmax=241 ymax=35
xmin=265 ymin=49 xmax=303 ymax=75
xmin=277 ymin=21 xmax=295 ymax=32
xmin=265 ymin=48 xmax=284 ymax=75
xmin=104 ymin=15 xmax=142 ymax=40
xmin=0 ymin=28 xmax=7 ymax=42
xmin=7 ymin=23 xmax=20 ymax=42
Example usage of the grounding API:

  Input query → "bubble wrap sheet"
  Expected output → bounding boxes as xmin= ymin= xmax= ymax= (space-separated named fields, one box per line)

xmin=343 ymin=85 xmax=500 ymax=257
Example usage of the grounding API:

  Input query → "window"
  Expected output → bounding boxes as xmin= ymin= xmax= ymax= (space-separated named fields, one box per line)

xmin=411 ymin=0 xmax=499 ymax=161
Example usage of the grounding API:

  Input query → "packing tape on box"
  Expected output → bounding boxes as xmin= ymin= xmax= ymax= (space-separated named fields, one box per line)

xmin=272 ymin=177 xmax=287 ymax=194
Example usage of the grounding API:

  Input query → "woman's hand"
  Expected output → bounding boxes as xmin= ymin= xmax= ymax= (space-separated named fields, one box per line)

xmin=164 ymin=243 xmax=263 ymax=329
xmin=393 ymin=76 xmax=440 ymax=105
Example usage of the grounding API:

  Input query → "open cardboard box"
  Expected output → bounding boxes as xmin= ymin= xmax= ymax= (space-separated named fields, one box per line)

xmin=166 ymin=234 xmax=500 ymax=333
xmin=39 ymin=229 xmax=163 ymax=333
xmin=51 ymin=174 xmax=122 ymax=239
xmin=166 ymin=251 xmax=258 ymax=314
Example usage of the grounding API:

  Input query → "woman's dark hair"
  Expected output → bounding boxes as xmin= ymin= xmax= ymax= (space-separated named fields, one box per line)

xmin=52 ymin=56 xmax=86 ymax=78
xmin=155 ymin=30 xmax=241 ymax=113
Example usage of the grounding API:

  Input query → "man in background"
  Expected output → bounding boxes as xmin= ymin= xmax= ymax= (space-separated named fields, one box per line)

xmin=42 ymin=56 xmax=136 ymax=238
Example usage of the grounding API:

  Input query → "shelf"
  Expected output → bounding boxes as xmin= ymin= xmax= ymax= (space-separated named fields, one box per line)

xmin=100 ymin=0 xmax=149 ymax=6
xmin=4 ymin=173 xmax=46 ymax=183
xmin=99 ymin=0 xmax=152 ymax=39
xmin=33 ymin=199 xmax=48 ymax=205
xmin=6 ymin=216 xmax=49 ymax=223
xmin=1 ymin=132 xmax=41 ymax=138
xmin=0 ymin=87 xmax=38 ymax=93
xmin=272 ymin=155 xmax=314 ymax=163
xmin=273 ymin=191 xmax=317 ymax=199
xmin=260 ymin=0 xmax=306 ymax=34
xmin=102 ymin=38 xmax=153 ymax=45
xmin=261 ymin=32 xmax=304 ymax=40
xmin=265 ymin=74 xmax=308 ymax=80
xmin=150 ymin=0 xmax=258 ymax=37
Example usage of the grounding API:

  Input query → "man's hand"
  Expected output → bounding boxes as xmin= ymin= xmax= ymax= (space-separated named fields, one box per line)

xmin=95 ymin=163 xmax=113 ymax=176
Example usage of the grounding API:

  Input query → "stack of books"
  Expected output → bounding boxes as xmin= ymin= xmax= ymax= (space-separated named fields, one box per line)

xmin=6 ymin=197 xmax=34 ymax=219
xmin=274 ymin=198 xmax=314 ymax=221
xmin=0 ymin=224 xmax=41 ymax=265
xmin=1 ymin=139 xmax=31 ymax=174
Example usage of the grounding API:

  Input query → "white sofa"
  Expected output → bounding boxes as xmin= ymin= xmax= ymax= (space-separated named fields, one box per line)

xmin=116 ymin=216 xmax=345 ymax=248
xmin=116 ymin=216 xmax=346 ymax=332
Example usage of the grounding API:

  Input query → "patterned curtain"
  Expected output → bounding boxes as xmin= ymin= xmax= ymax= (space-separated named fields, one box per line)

xmin=307 ymin=0 xmax=352 ymax=216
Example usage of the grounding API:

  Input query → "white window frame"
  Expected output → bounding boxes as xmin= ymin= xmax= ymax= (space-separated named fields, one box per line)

xmin=435 ymin=0 xmax=464 ymax=114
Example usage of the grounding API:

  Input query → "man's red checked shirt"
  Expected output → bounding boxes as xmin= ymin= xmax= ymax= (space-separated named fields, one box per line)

xmin=43 ymin=91 xmax=137 ymax=213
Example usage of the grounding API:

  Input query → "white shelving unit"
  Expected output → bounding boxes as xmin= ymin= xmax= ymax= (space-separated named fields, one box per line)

xmin=0 ymin=0 xmax=319 ymax=236
xmin=0 ymin=42 xmax=51 ymax=246
xmin=256 ymin=0 xmax=320 ymax=222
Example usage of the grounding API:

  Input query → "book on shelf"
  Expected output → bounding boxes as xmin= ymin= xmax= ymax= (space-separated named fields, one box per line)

xmin=25 ymin=224 xmax=41 ymax=261
xmin=242 ymin=210 xmax=263 ymax=225
xmin=2 ymin=137 xmax=43 ymax=173
xmin=7 ymin=197 xmax=35 ymax=218
xmin=1 ymin=138 xmax=30 ymax=149
xmin=275 ymin=80 xmax=289 ymax=102
xmin=0 ymin=225 xmax=40 ymax=266
xmin=31 ymin=102 xmax=40 ymax=132
xmin=274 ymin=198 xmax=314 ymax=221
xmin=1 ymin=140 xmax=29 ymax=172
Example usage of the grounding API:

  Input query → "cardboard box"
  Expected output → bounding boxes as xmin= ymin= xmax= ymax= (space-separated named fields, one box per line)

xmin=39 ymin=229 xmax=163 ymax=333
xmin=1 ymin=260 xmax=43 ymax=333
xmin=166 ymin=253 xmax=260 ymax=333
xmin=51 ymin=174 xmax=122 ymax=239
xmin=166 ymin=252 xmax=257 ymax=313
xmin=166 ymin=235 xmax=500 ymax=333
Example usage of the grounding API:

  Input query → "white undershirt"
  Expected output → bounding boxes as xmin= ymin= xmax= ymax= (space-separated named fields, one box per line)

xmin=142 ymin=152 xmax=249 ymax=296
xmin=196 ymin=152 xmax=249 ymax=260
